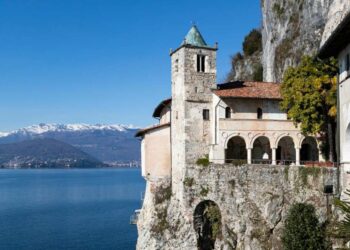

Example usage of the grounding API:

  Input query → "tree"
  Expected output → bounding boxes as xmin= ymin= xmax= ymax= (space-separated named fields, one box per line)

xmin=280 ymin=56 xmax=338 ymax=161
xmin=243 ymin=29 xmax=262 ymax=56
xmin=282 ymin=203 xmax=331 ymax=250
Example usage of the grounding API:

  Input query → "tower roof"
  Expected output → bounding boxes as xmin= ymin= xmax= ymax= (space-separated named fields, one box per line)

xmin=181 ymin=25 xmax=207 ymax=47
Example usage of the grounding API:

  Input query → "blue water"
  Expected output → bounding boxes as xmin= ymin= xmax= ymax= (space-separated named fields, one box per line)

xmin=0 ymin=168 xmax=145 ymax=250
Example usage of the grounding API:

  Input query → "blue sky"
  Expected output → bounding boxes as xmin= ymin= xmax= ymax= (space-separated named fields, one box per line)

xmin=0 ymin=0 xmax=261 ymax=131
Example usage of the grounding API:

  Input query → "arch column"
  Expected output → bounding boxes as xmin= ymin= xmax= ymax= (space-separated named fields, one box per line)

xmin=295 ymin=147 xmax=300 ymax=165
xmin=247 ymin=148 xmax=252 ymax=164
xmin=272 ymin=147 xmax=277 ymax=165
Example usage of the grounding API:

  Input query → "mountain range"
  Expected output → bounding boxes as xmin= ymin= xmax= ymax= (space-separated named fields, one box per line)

xmin=0 ymin=138 xmax=106 ymax=168
xmin=0 ymin=123 xmax=141 ymax=167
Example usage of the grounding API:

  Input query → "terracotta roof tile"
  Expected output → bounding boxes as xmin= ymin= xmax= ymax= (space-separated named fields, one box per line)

xmin=214 ymin=81 xmax=282 ymax=100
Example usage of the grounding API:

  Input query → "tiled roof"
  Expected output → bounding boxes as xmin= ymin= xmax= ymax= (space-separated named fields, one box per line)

xmin=135 ymin=123 xmax=170 ymax=137
xmin=153 ymin=98 xmax=172 ymax=118
xmin=214 ymin=81 xmax=282 ymax=100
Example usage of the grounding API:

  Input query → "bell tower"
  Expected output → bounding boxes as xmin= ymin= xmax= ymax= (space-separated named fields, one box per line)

xmin=170 ymin=26 xmax=217 ymax=192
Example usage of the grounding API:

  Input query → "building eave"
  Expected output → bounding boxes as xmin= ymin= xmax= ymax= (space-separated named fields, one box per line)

xmin=319 ymin=11 xmax=350 ymax=58
xmin=152 ymin=98 xmax=172 ymax=118
xmin=135 ymin=123 xmax=170 ymax=137
xmin=170 ymin=44 xmax=218 ymax=56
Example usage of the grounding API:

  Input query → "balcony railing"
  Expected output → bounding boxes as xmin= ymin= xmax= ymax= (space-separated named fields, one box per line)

xmin=214 ymin=159 xmax=336 ymax=167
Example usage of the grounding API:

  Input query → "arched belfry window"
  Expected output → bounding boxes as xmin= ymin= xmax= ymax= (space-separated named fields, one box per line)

xmin=225 ymin=107 xmax=231 ymax=118
xmin=257 ymin=108 xmax=263 ymax=119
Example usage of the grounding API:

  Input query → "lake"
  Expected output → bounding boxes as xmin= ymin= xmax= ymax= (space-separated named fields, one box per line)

xmin=0 ymin=168 xmax=145 ymax=250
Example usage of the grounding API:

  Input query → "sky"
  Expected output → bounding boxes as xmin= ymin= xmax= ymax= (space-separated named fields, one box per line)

xmin=0 ymin=0 xmax=261 ymax=131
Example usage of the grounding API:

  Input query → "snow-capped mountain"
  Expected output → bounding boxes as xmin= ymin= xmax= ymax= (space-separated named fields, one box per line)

xmin=0 ymin=123 xmax=140 ymax=164
xmin=0 ymin=123 xmax=137 ymax=137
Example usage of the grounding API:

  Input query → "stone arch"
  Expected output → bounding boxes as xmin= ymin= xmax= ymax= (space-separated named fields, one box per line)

xmin=252 ymin=136 xmax=272 ymax=163
xmin=300 ymin=136 xmax=319 ymax=162
xmin=345 ymin=123 xmax=350 ymax=162
xmin=225 ymin=133 xmax=248 ymax=149
xmin=193 ymin=200 xmax=222 ymax=250
xmin=277 ymin=136 xmax=295 ymax=164
xmin=225 ymin=136 xmax=247 ymax=163
xmin=275 ymin=133 xmax=298 ymax=149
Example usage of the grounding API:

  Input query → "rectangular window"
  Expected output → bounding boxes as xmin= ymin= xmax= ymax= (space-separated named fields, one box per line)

xmin=203 ymin=109 xmax=209 ymax=120
xmin=197 ymin=55 xmax=206 ymax=73
xmin=201 ymin=55 xmax=205 ymax=72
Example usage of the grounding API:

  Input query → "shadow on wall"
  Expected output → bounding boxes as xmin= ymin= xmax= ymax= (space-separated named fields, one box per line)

xmin=345 ymin=124 xmax=350 ymax=162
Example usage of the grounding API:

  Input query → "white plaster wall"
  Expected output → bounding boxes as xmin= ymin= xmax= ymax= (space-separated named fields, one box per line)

xmin=143 ymin=126 xmax=171 ymax=180
xmin=159 ymin=106 xmax=171 ymax=124
xmin=339 ymin=44 xmax=350 ymax=83
xmin=219 ymin=98 xmax=287 ymax=120
xmin=339 ymin=45 xmax=350 ymax=165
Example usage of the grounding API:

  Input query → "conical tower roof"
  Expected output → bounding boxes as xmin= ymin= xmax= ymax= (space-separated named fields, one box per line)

xmin=181 ymin=25 xmax=207 ymax=47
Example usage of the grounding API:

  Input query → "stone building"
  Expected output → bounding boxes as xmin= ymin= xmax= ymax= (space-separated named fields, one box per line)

xmin=136 ymin=26 xmax=322 ymax=183
xmin=135 ymin=26 xmax=334 ymax=250
xmin=319 ymin=8 xmax=350 ymax=198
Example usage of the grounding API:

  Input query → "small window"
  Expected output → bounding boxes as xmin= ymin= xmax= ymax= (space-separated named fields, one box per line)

xmin=203 ymin=109 xmax=210 ymax=120
xmin=225 ymin=107 xmax=231 ymax=118
xmin=346 ymin=54 xmax=350 ymax=72
xmin=197 ymin=55 xmax=206 ymax=72
xmin=257 ymin=108 xmax=263 ymax=119
xmin=174 ymin=59 xmax=179 ymax=72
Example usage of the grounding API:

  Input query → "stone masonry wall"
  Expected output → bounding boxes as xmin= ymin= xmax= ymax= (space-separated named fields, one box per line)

xmin=137 ymin=164 xmax=338 ymax=250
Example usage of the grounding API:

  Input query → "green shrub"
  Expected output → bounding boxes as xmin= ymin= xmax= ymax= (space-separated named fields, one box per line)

xmin=200 ymin=186 xmax=209 ymax=196
xmin=273 ymin=3 xmax=284 ymax=19
xmin=299 ymin=167 xmax=321 ymax=187
xmin=151 ymin=207 xmax=169 ymax=234
xmin=154 ymin=185 xmax=172 ymax=204
xmin=243 ymin=29 xmax=262 ymax=56
xmin=253 ymin=63 xmax=263 ymax=82
xmin=206 ymin=204 xmax=222 ymax=239
xmin=282 ymin=203 xmax=331 ymax=250
xmin=228 ymin=179 xmax=235 ymax=189
xmin=183 ymin=177 xmax=194 ymax=187
xmin=196 ymin=155 xmax=210 ymax=167
xmin=333 ymin=190 xmax=350 ymax=241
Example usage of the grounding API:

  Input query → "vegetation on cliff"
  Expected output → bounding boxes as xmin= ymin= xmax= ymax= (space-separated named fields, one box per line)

xmin=332 ymin=191 xmax=350 ymax=242
xmin=280 ymin=56 xmax=338 ymax=161
xmin=226 ymin=29 xmax=263 ymax=82
xmin=282 ymin=203 xmax=331 ymax=250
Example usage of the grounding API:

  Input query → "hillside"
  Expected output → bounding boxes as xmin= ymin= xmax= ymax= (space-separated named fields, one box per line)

xmin=0 ymin=138 xmax=106 ymax=168
xmin=0 ymin=123 xmax=140 ymax=164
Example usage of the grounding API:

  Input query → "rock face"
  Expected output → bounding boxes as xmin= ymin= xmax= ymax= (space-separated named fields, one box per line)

xmin=226 ymin=52 xmax=262 ymax=82
xmin=137 ymin=164 xmax=337 ymax=250
xmin=262 ymin=0 xmax=333 ymax=82
xmin=321 ymin=0 xmax=350 ymax=46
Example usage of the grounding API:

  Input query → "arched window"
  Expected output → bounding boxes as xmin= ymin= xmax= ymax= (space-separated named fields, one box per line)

xmin=225 ymin=107 xmax=231 ymax=118
xmin=257 ymin=108 xmax=263 ymax=119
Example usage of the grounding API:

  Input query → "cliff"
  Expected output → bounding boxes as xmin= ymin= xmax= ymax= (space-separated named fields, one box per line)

xmin=262 ymin=0 xmax=332 ymax=82
xmin=231 ymin=0 xmax=333 ymax=83
xmin=137 ymin=164 xmax=338 ymax=249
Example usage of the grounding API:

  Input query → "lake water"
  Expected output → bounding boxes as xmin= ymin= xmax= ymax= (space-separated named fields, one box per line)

xmin=0 ymin=168 xmax=145 ymax=250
